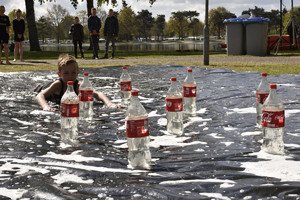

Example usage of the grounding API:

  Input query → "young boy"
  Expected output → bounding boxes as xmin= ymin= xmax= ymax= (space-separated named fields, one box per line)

xmin=36 ymin=54 xmax=120 ymax=111
xmin=69 ymin=16 xmax=84 ymax=59
xmin=0 ymin=5 xmax=11 ymax=65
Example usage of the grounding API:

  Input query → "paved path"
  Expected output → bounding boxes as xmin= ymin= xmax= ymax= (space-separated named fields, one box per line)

xmin=12 ymin=55 xmax=300 ymax=66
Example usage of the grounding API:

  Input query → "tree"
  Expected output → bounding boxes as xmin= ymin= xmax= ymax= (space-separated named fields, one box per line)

xmin=152 ymin=15 xmax=166 ymax=40
xmin=25 ymin=0 xmax=41 ymax=51
xmin=36 ymin=16 xmax=53 ymax=43
xmin=77 ymin=10 xmax=89 ymax=41
xmin=136 ymin=10 xmax=154 ymax=40
xmin=46 ymin=4 xmax=69 ymax=43
xmin=209 ymin=7 xmax=236 ymax=39
xmin=170 ymin=11 xmax=189 ymax=39
xmin=118 ymin=7 xmax=138 ymax=41
xmin=283 ymin=6 xmax=300 ymax=35
xmin=189 ymin=18 xmax=203 ymax=39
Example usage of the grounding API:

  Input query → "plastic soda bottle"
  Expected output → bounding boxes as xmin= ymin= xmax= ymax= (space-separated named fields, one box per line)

xmin=256 ymin=73 xmax=269 ymax=126
xmin=79 ymin=73 xmax=93 ymax=121
xmin=125 ymin=91 xmax=151 ymax=169
xmin=261 ymin=84 xmax=285 ymax=155
xmin=166 ymin=77 xmax=184 ymax=136
xmin=120 ymin=66 xmax=132 ymax=107
xmin=183 ymin=68 xmax=197 ymax=116
xmin=60 ymin=81 xmax=79 ymax=144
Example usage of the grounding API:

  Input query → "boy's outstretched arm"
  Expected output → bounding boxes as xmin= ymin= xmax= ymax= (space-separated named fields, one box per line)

xmin=93 ymin=90 xmax=122 ymax=108
xmin=36 ymin=82 xmax=60 ymax=111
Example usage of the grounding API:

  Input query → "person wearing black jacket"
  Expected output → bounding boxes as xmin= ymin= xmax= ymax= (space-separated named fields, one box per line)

xmin=88 ymin=8 xmax=101 ymax=59
xmin=0 ymin=5 xmax=11 ymax=64
xmin=13 ymin=9 xmax=25 ymax=62
xmin=69 ymin=17 xmax=84 ymax=59
xmin=102 ymin=9 xmax=119 ymax=59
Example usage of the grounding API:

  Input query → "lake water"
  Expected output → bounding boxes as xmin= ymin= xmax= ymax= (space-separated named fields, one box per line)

xmin=23 ymin=41 xmax=221 ymax=52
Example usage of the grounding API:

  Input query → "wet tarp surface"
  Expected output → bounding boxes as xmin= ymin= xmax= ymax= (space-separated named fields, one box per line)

xmin=0 ymin=65 xmax=300 ymax=199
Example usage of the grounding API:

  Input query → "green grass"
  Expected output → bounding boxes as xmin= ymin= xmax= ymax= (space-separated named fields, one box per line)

xmin=1 ymin=50 xmax=300 ymax=74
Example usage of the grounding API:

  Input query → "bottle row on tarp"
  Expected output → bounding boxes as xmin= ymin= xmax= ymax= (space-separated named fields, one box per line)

xmin=256 ymin=73 xmax=285 ymax=155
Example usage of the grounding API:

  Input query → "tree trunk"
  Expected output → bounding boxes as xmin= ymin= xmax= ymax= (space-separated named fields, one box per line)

xmin=87 ymin=0 xmax=94 ymax=50
xmin=25 ymin=0 xmax=41 ymax=51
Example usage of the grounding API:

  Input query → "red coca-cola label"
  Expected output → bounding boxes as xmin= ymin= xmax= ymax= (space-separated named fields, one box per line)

xmin=61 ymin=103 xmax=79 ymax=117
xmin=262 ymin=110 xmax=285 ymax=128
xmin=166 ymin=98 xmax=183 ymax=112
xmin=256 ymin=93 xmax=269 ymax=104
xmin=120 ymin=81 xmax=131 ymax=91
xmin=79 ymin=90 xmax=93 ymax=102
xmin=183 ymin=86 xmax=197 ymax=97
xmin=126 ymin=118 xmax=149 ymax=138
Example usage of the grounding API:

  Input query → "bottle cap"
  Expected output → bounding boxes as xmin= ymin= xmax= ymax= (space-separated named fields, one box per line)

xmin=67 ymin=81 xmax=74 ymax=85
xmin=84 ymin=72 xmax=88 ymax=76
xmin=131 ymin=91 xmax=138 ymax=96
xmin=261 ymin=73 xmax=267 ymax=77
xmin=171 ymin=77 xmax=176 ymax=81
xmin=270 ymin=84 xmax=277 ymax=89
xmin=122 ymin=66 xmax=127 ymax=69
xmin=188 ymin=69 xmax=192 ymax=72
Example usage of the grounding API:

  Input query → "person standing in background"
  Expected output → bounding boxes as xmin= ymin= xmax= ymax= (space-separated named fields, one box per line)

xmin=0 ymin=5 xmax=11 ymax=65
xmin=69 ymin=16 xmax=84 ymax=59
xmin=102 ymin=9 xmax=119 ymax=59
xmin=13 ymin=9 xmax=25 ymax=62
xmin=88 ymin=8 xmax=101 ymax=59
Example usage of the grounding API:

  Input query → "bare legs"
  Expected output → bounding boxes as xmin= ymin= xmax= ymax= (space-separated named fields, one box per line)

xmin=0 ymin=43 xmax=10 ymax=64
xmin=14 ymin=41 xmax=24 ymax=62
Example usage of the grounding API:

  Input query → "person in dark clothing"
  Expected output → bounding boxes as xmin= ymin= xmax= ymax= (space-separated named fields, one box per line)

xmin=69 ymin=16 xmax=84 ymax=59
xmin=0 ymin=5 xmax=11 ymax=65
xmin=88 ymin=8 xmax=101 ymax=59
xmin=102 ymin=9 xmax=119 ymax=59
xmin=13 ymin=9 xmax=25 ymax=62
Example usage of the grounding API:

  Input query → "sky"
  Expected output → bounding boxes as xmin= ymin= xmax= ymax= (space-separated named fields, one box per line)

xmin=1 ymin=0 xmax=296 ymax=22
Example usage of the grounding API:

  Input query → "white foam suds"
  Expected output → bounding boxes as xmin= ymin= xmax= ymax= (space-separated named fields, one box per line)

xmin=157 ymin=118 xmax=167 ymax=126
xmin=209 ymin=133 xmax=225 ymax=139
xmin=40 ymin=151 xmax=104 ymax=162
xmin=241 ymin=150 xmax=300 ymax=182
xmin=30 ymin=110 xmax=55 ymax=115
xmin=184 ymin=117 xmax=212 ymax=128
xmin=52 ymin=172 xmax=94 ymax=185
xmin=11 ymin=118 xmax=34 ymax=126
xmin=139 ymin=96 xmax=154 ymax=103
xmin=241 ymin=131 xmax=261 ymax=136
xmin=0 ymin=95 xmax=16 ymax=100
xmin=148 ymin=110 xmax=162 ymax=117
xmin=221 ymin=142 xmax=234 ymax=147
xmin=220 ymin=182 xmax=235 ymax=188
xmin=0 ymin=161 xmax=49 ymax=176
xmin=118 ymin=124 xmax=126 ymax=130
xmin=286 ymin=132 xmax=300 ymax=137
xmin=150 ymin=135 xmax=206 ymax=148
xmin=200 ymin=193 xmax=231 ymax=200
xmin=285 ymin=143 xmax=300 ymax=148
xmin=197 ymin=108 xmax=207 ymax=114
xmin=224 ymin=126 xmax=237 ymax=131
xmin=0 ymin=188 xmax=27 ymax=200
xmin=91 ymin=77 xmax=117 ymax=80
xmin=159 ymin=178 xmax=235 ymax=185
xmin=285 ymin=109 xmax=300 ymax=117
xmin=227 ymin=107 xmax=256 ymax=115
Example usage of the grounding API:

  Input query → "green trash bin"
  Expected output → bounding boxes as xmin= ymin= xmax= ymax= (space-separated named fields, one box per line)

xmin=244 ymin=17 xmax=270 ymax=56
xmin=224 ymin=18 xmax=246 ymax=55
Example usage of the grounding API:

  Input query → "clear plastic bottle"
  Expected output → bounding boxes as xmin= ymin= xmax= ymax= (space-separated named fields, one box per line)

xmin=256 ymin=73 xmax=269 ymax=127
xmin=166 ymin=77 xmax=184 ymax=136
xmin=262 ymin=84 xmax=285 ymax=155
xmin=120 ymin=66 xmax=132 ymax=107
xmin=183 ymin=68 xmax=197 ymax=116
xmin=125 ymin=91 xmax=151 ymax=169
xmin=79 ymin=73 xmax=93 ymax=121
xmin=60 ymin=81 xmax=79 ymax=144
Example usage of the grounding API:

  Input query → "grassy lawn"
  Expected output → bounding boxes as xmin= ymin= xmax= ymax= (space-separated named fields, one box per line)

xmin=1 ymin=50 xmax=299 ymax=75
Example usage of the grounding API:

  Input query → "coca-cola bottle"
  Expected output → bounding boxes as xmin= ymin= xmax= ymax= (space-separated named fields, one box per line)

xmin=125 ymin=91 xmax=151 ymax=169
xmin=120 ymin=66 xmax=132 ymax=107
xmin=79 ymin=73 xmax=93 ymax=121
xmin=60 ymin=81 xmax=79 ymax=144
xmin=256 ymin=73 xmax=269 ymax=127
xmin=261 ymin=84 xmax=285 ymax=155
xmin=166 ymin=77 xmax=184 ymax=136
xmin=183 ymin=68 xmax=197 ymax=116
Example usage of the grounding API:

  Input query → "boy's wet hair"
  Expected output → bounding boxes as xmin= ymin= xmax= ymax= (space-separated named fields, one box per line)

xmin=74 ymin=16 xmax=79 ymax=20
xmin=15 ymin=9 xmax=22 ymax=14
xmin=58 ymin=54 xmax=78 ymax=72
xmin=0 ymin=5 xmax=5 ymax=9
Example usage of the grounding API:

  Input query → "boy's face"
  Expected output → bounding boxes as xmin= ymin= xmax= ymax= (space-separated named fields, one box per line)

xmin=109 ymin=10 xmax=113 ymax=17
xmin=92 ymin=9 xmax=96 ymax=16
xmin=74 ymin=18 xmax=79 ymax=24
xmin=59 ymin=62 xmax=79 ymax=83
xmin=0 ymin=7 xmax=5 ymax=15
xmin=16 ymin=11 xmax=21 ymax=18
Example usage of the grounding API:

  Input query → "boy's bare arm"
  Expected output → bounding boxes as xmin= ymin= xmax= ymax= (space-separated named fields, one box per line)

xmin=36 ymin=81 xmax=60 ymax=111
xmin=92 ymin=90 xmax=122 ymax=108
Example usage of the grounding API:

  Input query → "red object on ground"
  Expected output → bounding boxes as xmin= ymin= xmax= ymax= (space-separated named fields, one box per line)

xmin=267 ymin=35 xmax=299 ymax=50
